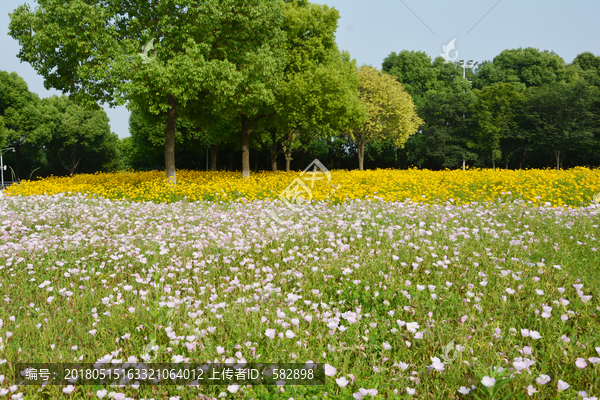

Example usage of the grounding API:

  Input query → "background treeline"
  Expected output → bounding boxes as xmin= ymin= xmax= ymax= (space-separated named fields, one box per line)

xmin=2 ymin=0 xmax=600 ymax=180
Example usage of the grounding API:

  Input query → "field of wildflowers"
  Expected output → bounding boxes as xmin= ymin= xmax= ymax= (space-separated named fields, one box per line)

xmin=5 ymin=167 xmax=600 ymax=208
xmin=0 ymin=168 xmax=599 ymax=399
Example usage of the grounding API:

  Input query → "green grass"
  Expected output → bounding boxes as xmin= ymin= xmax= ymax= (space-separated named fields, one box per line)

xmin=0 ymin=194 xmax=598 ymax=399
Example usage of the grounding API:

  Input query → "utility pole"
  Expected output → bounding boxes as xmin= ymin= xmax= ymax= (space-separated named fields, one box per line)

xmin=459 ymin=60 xmax=478 ymax=171
xmin=1 ymin=148 xmax=16 ymax=189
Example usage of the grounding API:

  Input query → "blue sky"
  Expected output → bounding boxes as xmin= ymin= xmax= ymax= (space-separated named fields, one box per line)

xmin=1 ymin=0 xmax=599 ymax=139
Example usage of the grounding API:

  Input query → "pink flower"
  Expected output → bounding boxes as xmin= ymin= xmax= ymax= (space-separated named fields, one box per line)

xmin=335 ymin=377 xmax=349 ymax=388
xmin=324 ymin=364 xmax=337 ymax=377
xmin=430 ymin=357 xmax=445 ymax=372
xmin=557 ymin=380 xmax=570 ymax=391
xmin=264 ymin=329 xmax=275 ymax=339
xmin=536 ymin=374 xmax=550 ymax=385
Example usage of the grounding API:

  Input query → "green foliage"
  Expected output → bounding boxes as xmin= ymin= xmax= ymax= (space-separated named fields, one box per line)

xmin=40 ymin=95 xmax=122 ymax=175
xmin=381 ymin=50 xmax=440 ymax=108
xmin=521 ymin=81 xmax=600 ymax=169
xmin=470 ymin=83 xmax=524 ymax=168
xmin=416 ymin=85 xmax=479 ymax=169
xmin=9 ymin=0 xmax=289 ymax=182
xmin=472 ymin=48 xmax=567 ymax=89
xmin=347 ymin=66 xmax=422 ymax=170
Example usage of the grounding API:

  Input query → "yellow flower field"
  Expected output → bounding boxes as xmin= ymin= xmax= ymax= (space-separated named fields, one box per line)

xmin=4 ymin=167 xmax=600 ymax=208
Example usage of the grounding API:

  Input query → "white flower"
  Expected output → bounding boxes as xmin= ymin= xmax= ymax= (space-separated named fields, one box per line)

xmin=575 ymin=358 xmax=588 ymax=369
xmin=62 ymin=385 xmax=75 ymax=393
xmin=513 ymin=357 xmax=535 ymax=371
xmin=324 ymin=364 xmax=337 ymax=377
xmin=128 ymin=307 xmax=135 ymax=313
xmin=536 ymin=374 xmax=551 ymax=385
xmin=526 ymin=385 xmax=537 ymax=395
xmin=557 ymin=380 xmax=570 ymax=391
xmin=285 ymin=330 xmax=295 ymax=339
xmin=382 ymin=342 xmax=391 ymax=350
xmin=336 ymin=377 xmax=349 ymax=387
xmin=96 ymin=389 xmax=108 ymax=398
xmin=430 ymin=357 xmax=445 ymax=372
xmin=530 ymin=331 xmax=542 ymax=340
xmin=406 ymin=322 xmax=420 ymax=333
xmin=172 ymin=355 xmax=184 ymax=363
xmin=227 ymin=384 xmax=239 ymax=393
xmin=520 ymin=329 xmax=530 ymax=337
xmin=407 ymin=387 xmax=416 ymax=395
xmin=481 ymin=376 xmax=495 ymax=387
xmin=265 ymin=329 xmax=276 ymax=339
xmin=458 ymin=386 xmax=471 ymax=394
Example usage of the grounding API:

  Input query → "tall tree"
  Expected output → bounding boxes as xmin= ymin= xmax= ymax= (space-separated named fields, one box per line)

xmin=347 ymin=66 xmax=422 ymax=171
xmin=381 ymin=50 xmax=441 ymax=110
xmin=521 ymin=81 xmax=599 ymax=170
xmin=571 ymin=52 xmax=600 ymax=87
xmin=470 ymin=83 xmax=523 ymax=170
xmin=9 ymin=0 xmax=286 ymax=184
xmin=0 ymin=71 xmax=50 ymax=180
xmin=417 ymin=78 xmax=479 ymax=170
xmin=473 ymin=48 xmax=567 ymax=89
xmin=243 ymin=0 xmax=364 ymax=173
xmin=41 ymin=95 xmax=120 ymax=176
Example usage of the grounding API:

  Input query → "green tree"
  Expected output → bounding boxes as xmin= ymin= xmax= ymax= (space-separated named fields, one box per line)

xmin=127 ymin=102 xmax=228 ymax=172
xmin=41 ymin=95 xmax=120 ymax=176
xmin=521 ymin=81 xmax=599 ymax=170
xmin=473 ymin=48 xmax=567 ymax=89
xmin=0 ymin=71 xmax=50 ymax=180
xmin=571 ymin=52 xmax=600 ymax=87
xmin=247 ymin=0 xmax=364 ymax=173
xmin=417 ymin=79 xmax=479 ymax=170
xmin=9 ymin=0 xmax=286 ymax=184
xmin=348 ymin=66 xmax=422 ymax=171
xmin=381 ymin=50 xmax=441 ymax=110
xmin=470 ymin=83 xmax=524 ymax=170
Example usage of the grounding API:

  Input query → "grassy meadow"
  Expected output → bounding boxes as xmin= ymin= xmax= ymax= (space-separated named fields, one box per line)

xmin=0 ymin=167 xmax=599 ymax=400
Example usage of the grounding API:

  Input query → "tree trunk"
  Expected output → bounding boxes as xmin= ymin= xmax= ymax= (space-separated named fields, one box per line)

xmin=270 ymin=128 xmax=278 ymax=172
xmin=505 ymin=157 xmax=509 ymax=170
xmin=209 ymin=144 xmax=219 ymax=171
xmin=492 ymin=157 xmax=495 ymax=171
xmin=241 ymin=115 xmax=251 ymax=179
xmin=165 ymin=94 xmax=177 ymax=185
xmin=555 ymin=150 xmax=560 ymax=170
xmin=518 ymin=149 xmax=526 ymax=170
xmin=284 ymin=150 xmax=292 ymax=172
xmin=358 ymin=141 xmax=365 ymax=171
xmin=282 ymin=129 xmax=295 ymax=172
xmin=270 ymin=152 xmax=278 ymax=172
